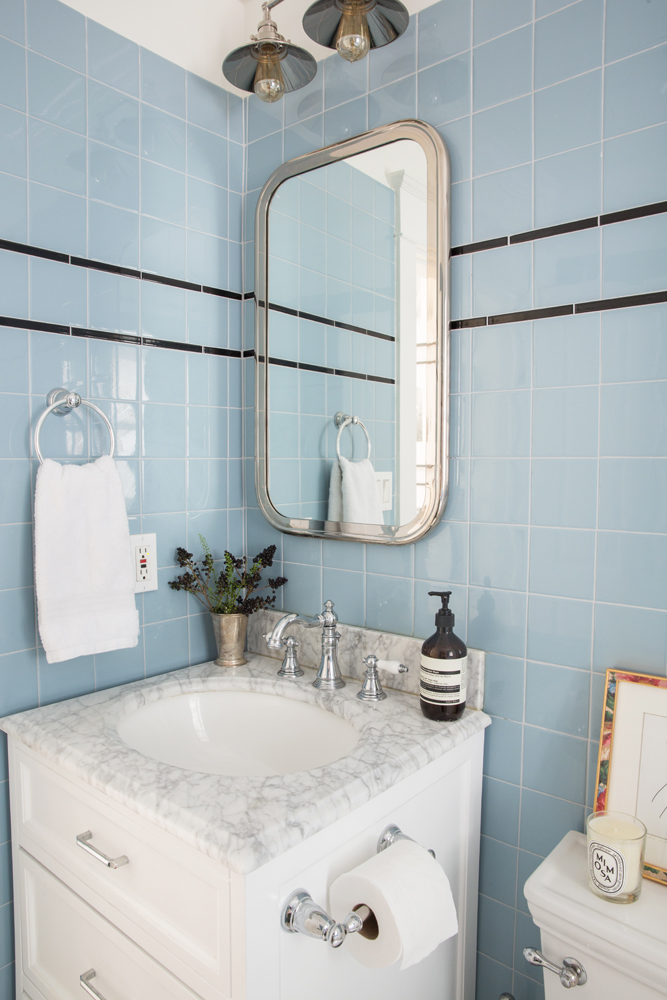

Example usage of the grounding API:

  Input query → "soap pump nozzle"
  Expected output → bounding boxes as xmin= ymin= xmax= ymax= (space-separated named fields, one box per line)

xmin=429 ymin=590 xmax=455 ymax=628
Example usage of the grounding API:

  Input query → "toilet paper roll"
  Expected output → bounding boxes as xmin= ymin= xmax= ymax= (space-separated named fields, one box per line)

xmin=329 ymin=839 xmax=458 ymax=970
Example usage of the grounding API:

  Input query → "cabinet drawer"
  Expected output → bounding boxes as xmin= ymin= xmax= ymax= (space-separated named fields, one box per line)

xmin=13 ymin=748 xmax=231 ymax=999
xmin=17 ymin=849 xmax=200 ymax=1000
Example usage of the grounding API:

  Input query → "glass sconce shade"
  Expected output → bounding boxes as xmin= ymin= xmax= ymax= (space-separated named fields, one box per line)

xmin=302 ymin=0 xmax=408 ymax=60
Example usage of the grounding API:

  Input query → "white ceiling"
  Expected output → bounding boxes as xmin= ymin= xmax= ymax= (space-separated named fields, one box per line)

xmin=64 ymin=0 xmax=433 ymax=96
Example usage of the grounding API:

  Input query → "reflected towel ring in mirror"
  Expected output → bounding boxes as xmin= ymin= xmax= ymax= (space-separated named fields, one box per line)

xmin=335 ymin=412 xmax=371 ymax=462
xmin=34 ymin=388 xmax=115 ymax=465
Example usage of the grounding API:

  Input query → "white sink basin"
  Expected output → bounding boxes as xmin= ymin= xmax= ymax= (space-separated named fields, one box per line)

xmin=117 ymin=690 xmax=360 ymax=777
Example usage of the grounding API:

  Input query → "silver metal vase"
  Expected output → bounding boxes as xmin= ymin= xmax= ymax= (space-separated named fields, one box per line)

xmin=210 ymin=613 xmax=248 ymax=667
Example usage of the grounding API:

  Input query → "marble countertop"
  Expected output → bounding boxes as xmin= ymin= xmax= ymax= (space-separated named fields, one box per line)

xmin=0 ymin=654 xmax=490 ymax=875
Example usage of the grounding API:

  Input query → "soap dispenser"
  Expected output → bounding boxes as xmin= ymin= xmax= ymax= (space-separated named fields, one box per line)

xmin=420 ymin=591 xmax=467 ymax=722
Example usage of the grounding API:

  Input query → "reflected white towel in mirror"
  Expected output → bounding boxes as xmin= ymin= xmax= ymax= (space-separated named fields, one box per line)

xmin=328 ymin=457 xmax=384 ymax=524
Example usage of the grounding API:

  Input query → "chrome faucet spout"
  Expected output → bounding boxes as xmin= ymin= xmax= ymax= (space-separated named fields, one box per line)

xmin=265 ymin=611 xmax=324 ymax=650
xmin=265 ymin=600 xmax=345 ymax=689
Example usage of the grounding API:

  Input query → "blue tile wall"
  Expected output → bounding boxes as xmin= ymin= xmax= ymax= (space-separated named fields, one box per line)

xmin=242 ymin=5 xmax=667 ymax=999
xmin=0 ymin=2 xmax=243 ymax=994
xmin=2 ymin=0 xmax=667 ymax=996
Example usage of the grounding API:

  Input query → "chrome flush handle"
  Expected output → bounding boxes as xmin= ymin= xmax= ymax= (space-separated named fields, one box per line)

xmin=524 ymin=948 xmax=587 ymax=989
xmin=76 ymin=831 xmax=128 ymax=869
xmin=80 ymin=969 xmax=107 ymax=1000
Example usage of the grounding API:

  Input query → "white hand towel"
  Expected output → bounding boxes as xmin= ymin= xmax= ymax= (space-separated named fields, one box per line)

xmin=328 ymin=456 xmax=383 ymax=524
xmin=34 ymin=455 xmax=139 ymax=663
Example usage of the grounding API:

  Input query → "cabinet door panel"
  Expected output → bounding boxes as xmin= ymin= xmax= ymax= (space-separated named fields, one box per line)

xmin=17 ymin=849 xmax=201 ymax=1000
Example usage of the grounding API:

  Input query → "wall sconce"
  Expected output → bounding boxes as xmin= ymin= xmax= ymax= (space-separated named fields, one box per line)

xmin=223 ymin=0 xmax=317 ymax=103
xmin=302 ymin=0 xmax=409 ymax=63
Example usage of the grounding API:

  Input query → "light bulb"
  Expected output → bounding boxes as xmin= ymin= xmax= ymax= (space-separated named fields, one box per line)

xmin=334 ymin=4 xmax=371 ymax=62
xmin=253 ymin=49 xmax=286 ymax=103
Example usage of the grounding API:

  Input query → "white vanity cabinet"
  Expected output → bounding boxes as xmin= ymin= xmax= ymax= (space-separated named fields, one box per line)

xmin=3 ymin=658 xmax=488 ymax=1000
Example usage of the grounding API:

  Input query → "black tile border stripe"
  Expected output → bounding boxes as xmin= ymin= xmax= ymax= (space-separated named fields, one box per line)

xmin=451 ymin=199 xmax=667 ymax=256
xmin=71 ymin=257 xmax=141 ymax=279
xmin=0 ymin=315 xmax=243 ymax=357
xmin=0 ymin=239 xmax=242 ymax=301
xmin=262 ymin=300 xmax=396 ymax=342
xmin=600 ymin=200 xmax=667 ymax=226
xmin=257 ymin=352 xmax=394 ymax=384
xmin=450 ymin=290 xmax=667 ymax=329
xmin=509 ymin=217 xmax=598 ymax=245
xmin=575 ymin=289 xmax=667 ymax=314
xmin=451 ymin=236 xmax=507 ymax=256
xmin=0 ymin=238 xmax=69 ymax=263
xmin=72 ymin=327 xmax=141 ymax=345
xmin=487 ymin=304 xmax=574 ymax=326
xmin=0 ymin=315 xmax=70 ymax=335
xmin=141 ymin=273 xmax=201 ymax=293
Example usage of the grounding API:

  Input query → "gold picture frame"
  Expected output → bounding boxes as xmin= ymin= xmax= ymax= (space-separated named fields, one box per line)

xmin=595 ymin=668 xmax=667 ymax=885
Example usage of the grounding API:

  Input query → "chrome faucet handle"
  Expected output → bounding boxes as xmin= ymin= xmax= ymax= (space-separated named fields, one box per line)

xmin=277 ymin=635 xmax=304 ymax=679
xmin=357 ymin=655 xmax=407 ymax=702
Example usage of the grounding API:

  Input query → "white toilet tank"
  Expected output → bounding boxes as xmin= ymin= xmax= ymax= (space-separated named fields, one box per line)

xmin=523 ymin=831 xmax=667 ymax=999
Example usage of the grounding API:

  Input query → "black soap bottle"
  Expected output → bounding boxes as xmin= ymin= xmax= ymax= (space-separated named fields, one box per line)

xmin=420 ymin=591 xmax=467 ymax=722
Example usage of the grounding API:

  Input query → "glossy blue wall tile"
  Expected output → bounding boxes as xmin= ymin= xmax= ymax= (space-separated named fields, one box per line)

xmin=0 ymin=173 xmax=26 ymax=243
xmin=527 ymin=595 xmax=593 ymax=669
xmin=28 ymin=117 xmax=84 ymax=194
xmin=534 ymin=70 xmax=602 ymax=159
xmin=87 ymin=21 xmax=139 ymax=96
xmin=603 ymin=123 xmax=667 ymax=213
xmin=473 ymin=26 xmax=532 ymax=112
xmin=0 ymin=36 xmax=26 ymax=111
xmin=534 ymin=0 xmax=603 ymax=89
xmin=26 ymin=0 xmax=85 ymax=71
xmin=603 ymin=44 xmax=667 ymax=138
xmin=529 ymin=527 xmax=596 ymax=600
xmin=418 ymin=0 xmax=471 ymax=68
xmin=27 ymin=51 xmax=85 ymax=133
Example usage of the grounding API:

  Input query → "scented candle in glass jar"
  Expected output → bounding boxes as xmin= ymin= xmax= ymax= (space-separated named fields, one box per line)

xmin=586 ymin=811 xmax=647 ymax=904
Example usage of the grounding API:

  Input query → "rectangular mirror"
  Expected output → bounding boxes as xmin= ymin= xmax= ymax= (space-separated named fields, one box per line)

xmin=254 ymin=120 xmax=450 ymax=545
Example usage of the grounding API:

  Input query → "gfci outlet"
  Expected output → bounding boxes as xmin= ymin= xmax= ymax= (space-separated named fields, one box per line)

xmin=129 ymin=533 xmax=158 ymax=593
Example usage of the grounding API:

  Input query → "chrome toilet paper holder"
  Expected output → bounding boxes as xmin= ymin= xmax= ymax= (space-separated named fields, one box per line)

xmin=280 ymin=824 xmax=434 ymax=947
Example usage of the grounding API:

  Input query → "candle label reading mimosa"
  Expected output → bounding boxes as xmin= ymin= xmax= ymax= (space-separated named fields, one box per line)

xmin=589 ymin=842 xmax=625 ymax=894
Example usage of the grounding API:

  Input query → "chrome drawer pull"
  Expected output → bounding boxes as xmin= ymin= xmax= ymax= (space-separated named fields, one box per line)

xmin=76 ymin=831 xmax=128 ymax=869
xmin=80 ymin=969 xmax=106 ymax=1000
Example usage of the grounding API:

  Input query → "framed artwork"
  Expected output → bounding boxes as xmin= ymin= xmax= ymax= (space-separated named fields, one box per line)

xmin=595 ymin=669 xmax=667 ymax=885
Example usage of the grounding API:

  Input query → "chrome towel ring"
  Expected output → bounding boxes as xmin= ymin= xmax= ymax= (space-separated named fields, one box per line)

xmin=334 ymin=411 xmax=371 ymax=462
xmin=34 ymin=388 xmax=115 ymax=465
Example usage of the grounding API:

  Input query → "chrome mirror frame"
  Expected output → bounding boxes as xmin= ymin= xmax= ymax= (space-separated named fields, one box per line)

xmin=254 ymin=119 xmax=451 ymax=545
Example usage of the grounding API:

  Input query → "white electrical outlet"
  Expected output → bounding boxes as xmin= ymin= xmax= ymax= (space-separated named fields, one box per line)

xmin=129 ymin=533 xmax=158 ymax=593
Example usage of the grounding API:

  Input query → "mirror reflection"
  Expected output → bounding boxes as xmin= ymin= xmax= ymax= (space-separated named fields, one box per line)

xmin=266 ymin=139 xmax=430 ymax=528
